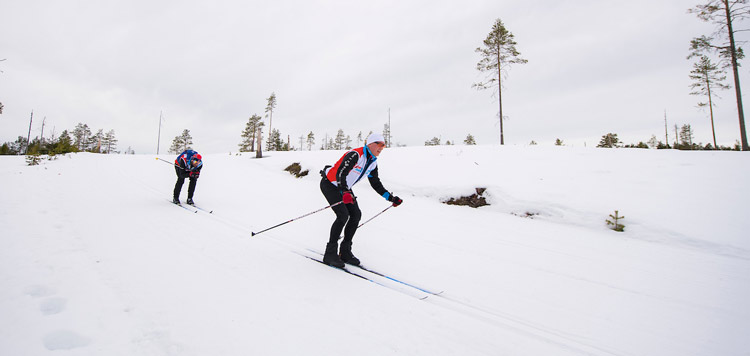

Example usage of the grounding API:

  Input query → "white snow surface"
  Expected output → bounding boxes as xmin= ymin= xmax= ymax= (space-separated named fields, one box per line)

xmin=1 ymin=145 xmax=749 ymax=356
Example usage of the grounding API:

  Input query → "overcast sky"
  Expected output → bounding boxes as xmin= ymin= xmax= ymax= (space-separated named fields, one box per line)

xmin=1 ymin=0 xmax=747 ymax=153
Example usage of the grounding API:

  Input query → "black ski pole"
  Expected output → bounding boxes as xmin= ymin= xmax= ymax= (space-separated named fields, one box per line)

xmin=358 ymin=205 xmax=392 ymax=228
xmin=252 ymin=201 xmax=343 ymax=236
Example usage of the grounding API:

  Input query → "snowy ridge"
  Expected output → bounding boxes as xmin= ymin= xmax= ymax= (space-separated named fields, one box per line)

xmin=1 ymin=146 xmax=749 ymax=356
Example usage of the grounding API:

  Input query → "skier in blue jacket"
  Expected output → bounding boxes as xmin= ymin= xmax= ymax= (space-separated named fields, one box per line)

xmin=173 ymin=150 xmax=203 ymax=205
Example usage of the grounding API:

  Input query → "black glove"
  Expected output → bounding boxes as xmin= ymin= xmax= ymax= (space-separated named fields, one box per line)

xmin=189 ymin=171 xmax=200 ymax=178
xmin=388 ymin=194 xmax=402 ymax=207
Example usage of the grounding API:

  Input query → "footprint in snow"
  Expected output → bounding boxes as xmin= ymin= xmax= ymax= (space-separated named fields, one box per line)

xmin=24 ymin=285 xmax=55 ymax=298
xmin=42 ymin=330 xmax=91 ymax=350
xmin=40 ymin=297 xmax=67 ymax=315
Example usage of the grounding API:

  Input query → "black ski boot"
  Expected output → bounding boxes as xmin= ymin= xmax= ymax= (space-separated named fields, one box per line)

xmin=323 ymin=242 xmax=345 ymax=268
xmin=339 ymin=240 xmax=360 ymax=266
xmin=186 ymin=198 xmax=195 ymax=205
xmin=172 ymin=197 xmax=181 ymax=205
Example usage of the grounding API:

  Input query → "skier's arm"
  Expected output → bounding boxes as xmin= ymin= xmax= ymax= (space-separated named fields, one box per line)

xmin=370 ymin=168 xmax=402 ymax=206
xmin=367 ymin=167 xmax=389 ymax=197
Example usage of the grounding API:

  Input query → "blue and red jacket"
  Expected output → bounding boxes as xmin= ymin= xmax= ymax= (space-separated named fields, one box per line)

xmin=175 ymin=150 xmax=203 ymax=177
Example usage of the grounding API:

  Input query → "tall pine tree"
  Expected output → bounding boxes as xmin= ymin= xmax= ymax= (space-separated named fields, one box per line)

xmin=265 ymin=93 xmax=277 ymax=150
xmin=689 ymin=0 xmax=749 ymax=150
xmin=689 ymin=55 xmax=729 ymax=148
xmin=474 ymin=18 xmax=527 ymax=145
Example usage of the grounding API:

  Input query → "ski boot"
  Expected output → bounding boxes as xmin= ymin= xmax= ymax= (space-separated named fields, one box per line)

xmin=323 ymin=242 xmax=345 ymax=268
xmin=339 ymin=240 xmax=360 ymax=266
xmin=186 ymin=198 xmax=195 ymax=205
xmin=172 ymin=197 xmax=180 ymax=205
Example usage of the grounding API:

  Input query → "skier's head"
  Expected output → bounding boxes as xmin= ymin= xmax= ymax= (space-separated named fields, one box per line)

xmin=365 ymin=133 xmax=386 ymax=157
xmin=190 ymin=153 xmax=202 ymax=167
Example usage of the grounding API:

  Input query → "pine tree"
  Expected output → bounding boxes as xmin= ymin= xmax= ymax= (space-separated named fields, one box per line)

xmin=169 ymin=129 xmax=193 ymax=154
xmin=10 ymin=136 xmax=27 ymax=154
xmin=474 ymin=18 xmax=528 ymax=145
xmin=383 ymin=123 xmax=391 ymax=148
xmin=689 ymin=0 xmax=749 ymax=150
xmin=103 ymin=130 xmax=117 ymax=153
xmin=267 ymin=129 xmax=282 ymax=151
xmin=239 ymin=114 xmax=262 ymax=152
xmin=425 ymin=137 xmax=441 ymax=146
xmin=334 ymin=129 xmax=346 ymax=150
xmin=356 ymin=131 xmax=363 ymax=147
xmin=464 ymin=134 xmax=477 ymax=145
xmin=555 ymin=138 xmax=564 ymax=146
xmin=689 ymin=55 xmax=729 ymax=148
xmin=26 ymin=152 xmax=42 ymax=166
xmin=169 ymin=137 xmax=183 ymax=155
xmin=265 ymin=92 xmax=277 ymax=150
xmin=606 ymin=210 xmax=626 ymax=232
xmin=88 ymin=129 xmax=103 ymax=153
xmin=680 ymin=124 xmax=695 ymax=148
xmin=72 ymin=123 xmax=91 ymax=151
xmin=597 ymin=133 xmax=620 ymax=148
xmin=306 ymin=131 xmax=315 ymax=151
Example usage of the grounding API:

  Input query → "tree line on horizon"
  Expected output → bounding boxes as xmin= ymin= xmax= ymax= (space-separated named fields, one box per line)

xmin=595 ymin=128 xmax=741 ymax=150
xmin=0 ymin=122 xmax=127 ymax=156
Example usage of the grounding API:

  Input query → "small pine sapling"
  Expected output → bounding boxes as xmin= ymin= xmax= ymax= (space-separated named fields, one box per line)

xmin=26 ymin=152 xmax=42 ymax=166
xmin=606 ymin=210 xmax=625 ymax=232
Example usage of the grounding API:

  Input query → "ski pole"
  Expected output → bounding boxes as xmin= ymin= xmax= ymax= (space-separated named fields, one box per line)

xmin=358 ymin=205 xmax=392 ymax=228
xmin=156 ymin=157 xmax=180 ymax=168
xmin=252 ymin=201 xmax=343 ymax=236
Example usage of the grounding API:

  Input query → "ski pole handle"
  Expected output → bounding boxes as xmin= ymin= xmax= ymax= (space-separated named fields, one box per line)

xmin=252 ymin=201 xmax=343 ymax=237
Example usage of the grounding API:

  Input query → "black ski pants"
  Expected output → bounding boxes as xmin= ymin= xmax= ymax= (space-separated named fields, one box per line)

xmin=320 ymin=178 xmax=361 ymax=244
xmin=174 ymin=167 xmax=198 ymax=199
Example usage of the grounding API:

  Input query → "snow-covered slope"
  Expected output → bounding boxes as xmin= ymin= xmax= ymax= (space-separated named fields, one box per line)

xmin=1 ymin=146 xmax=748 ymax=356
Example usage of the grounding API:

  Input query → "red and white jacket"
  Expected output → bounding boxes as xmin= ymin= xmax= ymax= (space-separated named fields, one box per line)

xmin=324 ymin=146 xmax=389 ymax=198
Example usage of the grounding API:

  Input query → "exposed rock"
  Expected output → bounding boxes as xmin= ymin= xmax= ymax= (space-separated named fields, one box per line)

xmin=284 ymin=162 xmax=309 ymax=178
xmin=443 ymin=188 xmax=489 ymax=208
